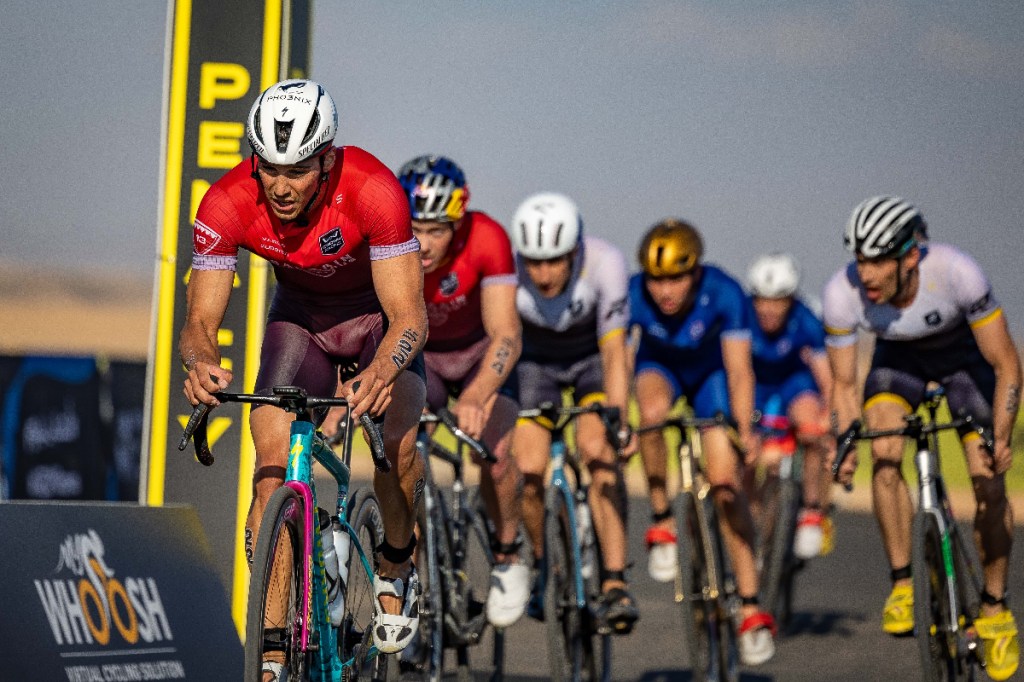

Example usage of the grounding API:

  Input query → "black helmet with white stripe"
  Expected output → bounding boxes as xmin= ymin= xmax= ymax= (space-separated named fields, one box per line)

xmin=510 ymin=192 xmax=582 ymax=259
xmin=844 ymin=196 xmax=927 ymax=259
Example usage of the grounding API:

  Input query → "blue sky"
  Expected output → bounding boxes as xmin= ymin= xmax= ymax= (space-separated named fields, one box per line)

xmin=3 ymin=2 xmax=1022 ymax=334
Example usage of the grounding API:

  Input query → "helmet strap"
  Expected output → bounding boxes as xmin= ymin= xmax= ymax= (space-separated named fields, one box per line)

xmin=299 ymin=153 xmax=331 ymax=218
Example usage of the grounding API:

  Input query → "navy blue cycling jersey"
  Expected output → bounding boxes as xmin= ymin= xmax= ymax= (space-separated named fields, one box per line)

xmin=629 ymin=264 xmax=751 ymax=388
xmin=749 ymin=297 xmax=826 ymax=387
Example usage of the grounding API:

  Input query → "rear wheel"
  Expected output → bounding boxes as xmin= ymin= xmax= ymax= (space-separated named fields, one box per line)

xmin=244 ymin=485 xmax=310 ymax=681
xmin=759 ymin=473 xmax=800 ymax=626
xmin=912 ymin=510 xmax=960 ymax=682
xmin=544 ymin=485 xmax=596 ymax=682
xmin=340 ymin=491 xmax=389 ymax=682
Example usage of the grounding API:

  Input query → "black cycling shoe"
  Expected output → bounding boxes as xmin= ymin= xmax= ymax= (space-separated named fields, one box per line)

xmin=594 ymin=586 xmax=640 ymax=635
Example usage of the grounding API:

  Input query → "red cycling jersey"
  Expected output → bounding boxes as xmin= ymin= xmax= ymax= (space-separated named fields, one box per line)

xmin=192 ymin=146 xmax=418 ymax=317
xmin=423 ymin=211 xmax=517 ymax=352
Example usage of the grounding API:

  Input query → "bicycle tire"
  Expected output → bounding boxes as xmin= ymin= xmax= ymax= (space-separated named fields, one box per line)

xmin=401 ymin=483 xmax=446 ymax=682
xmin=759 ymin=475 xmax=800 ymax=626
xmin=244 ymin=485 xmax=310 ymax=681
xmin=949 ymin=520 xmax=983 ymax=681
xmin=340 ymin=490 xmax=389 ymax=682
xmin=454 ymin=488 xmax=495 ymax=682
xmin=912 ymin=509 xmax=961 ymax=682
xmin=544 ymin=485 xmax=597 ymax=682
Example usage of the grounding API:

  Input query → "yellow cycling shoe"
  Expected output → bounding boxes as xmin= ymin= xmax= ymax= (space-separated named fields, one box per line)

xmin=882 ymin=584 xmax=914 ymax=635
xmin=820 ymin=515 xmax=835 ymax=556
xmin=973 ymin=608 xmax=1019 ymax=681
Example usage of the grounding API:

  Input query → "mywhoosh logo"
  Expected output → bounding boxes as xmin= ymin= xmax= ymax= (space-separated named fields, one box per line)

xmin=34 ymin=529 xmax=173 ymax=648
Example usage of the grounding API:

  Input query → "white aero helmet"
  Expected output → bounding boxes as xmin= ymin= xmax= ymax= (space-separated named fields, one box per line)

xmin=511 ymin=192 xmax=582 ymax=259
xmin=748 ymin=252 xmax=801 ymax=298
xmin=246 ymin=79 xmax=337 ymax=165
xmin=844 ymin=196 xmax=926 ymax=259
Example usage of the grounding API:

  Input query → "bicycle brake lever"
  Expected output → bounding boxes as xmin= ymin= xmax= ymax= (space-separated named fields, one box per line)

xmin=359 ymin=413 xmax=390 ymax=473
xmin=178 ymin=402 xmax=215 ymax=466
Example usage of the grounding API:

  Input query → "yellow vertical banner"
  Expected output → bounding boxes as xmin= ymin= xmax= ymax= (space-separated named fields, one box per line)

xmin=142 ymin=0 xmax=313 ymax=637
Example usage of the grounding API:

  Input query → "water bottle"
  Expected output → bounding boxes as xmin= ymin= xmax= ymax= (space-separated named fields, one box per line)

xmin=318 ymin=508 xmax=347 ymax=626
xmin=575 ymin=495 xmax=596 ymax=580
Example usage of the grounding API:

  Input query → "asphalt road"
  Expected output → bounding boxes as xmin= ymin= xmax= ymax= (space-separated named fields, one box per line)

xmin=446 ymin=499 xmax=1024 ymax=682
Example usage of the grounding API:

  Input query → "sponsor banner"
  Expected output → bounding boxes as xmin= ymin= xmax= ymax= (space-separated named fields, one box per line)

xmin=144 ymin=0 xmax=313 ymax=634
xmin=0 ymin=356 xmax=146 ymax=503
xmin=0 ymin=502 xmax=240 ymax=681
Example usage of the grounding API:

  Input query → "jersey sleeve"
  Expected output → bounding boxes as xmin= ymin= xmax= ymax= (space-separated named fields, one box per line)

xmin=717 ymin=273 xmax=751 ymax=341
xmin=475 ymin=215 xmax=517 ymax=287
xmin=191 ymin=183 xmax=241 ymax=271
xmin=822 ymin=267 xmax=859 ymax=348
xmin=352 ymin=159 xmax=419 ymax=261
xmin=948 ymin=249 xmax=1002 ymax=328
xmin=595 ymin=242 xmax=630 ymax=342
xmin=798 ymin=301 xmax=827 ymax=354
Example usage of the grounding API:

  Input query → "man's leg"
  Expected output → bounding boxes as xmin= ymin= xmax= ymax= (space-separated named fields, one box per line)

xmin=864 ymin=398 xmax=915 ymax=635
xmin=577 ymin=411 xmax=639 ymax=634
xmin=478 ymin=394 xmax=530 ymax=627
xmin=635 ymin=371 xmax=677 ymax=582
xmin=374 ymin=370 xmax=426 ymax=612
xmin=789 ymin=393 xmax=834 ymax=558
xmin=511 ymin=419 xmax=552 ymax=564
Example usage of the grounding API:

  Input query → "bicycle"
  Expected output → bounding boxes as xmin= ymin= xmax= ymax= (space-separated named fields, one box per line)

xmin=519 ymin=401 xmax=622 ymax=682
xmin=752 ymin=409 xmax=805 ymax=629
xmin=637 ymin=413 xmax=741 ymax=682
xmin=833 ymin=385 xmax=988 ymax=682
xmin=405 ymin=407 xmax=506 ymax=682
xmin=179 ymin=385 xmax=394 ymax=682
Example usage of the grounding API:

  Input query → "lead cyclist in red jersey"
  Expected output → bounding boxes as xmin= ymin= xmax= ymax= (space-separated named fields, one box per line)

xmin=178 ymin=80 xmax=428 ymax=679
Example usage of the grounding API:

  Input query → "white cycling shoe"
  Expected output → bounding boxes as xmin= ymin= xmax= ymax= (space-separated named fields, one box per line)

xmin=487 ymin=562 xmax=531 ymax=628
xmin=371 ymin=568 xmax=420 ymax=654
xmin=261 ymin=661 xmax=286 ymax=681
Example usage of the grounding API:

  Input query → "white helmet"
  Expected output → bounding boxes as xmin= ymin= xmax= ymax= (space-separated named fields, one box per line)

xmin=748 ymin=252 xmax=800 ymax=298
xmin=510 ymin=192 xmax=582 ymax=259
xmin=246 ymin=79 xmax=337 ymax=165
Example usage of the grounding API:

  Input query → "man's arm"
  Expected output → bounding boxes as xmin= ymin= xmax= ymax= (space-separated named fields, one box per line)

xmin=344 ymin=251 xmax=428 ymax=418
xmin=804 ymin=349 xmax=835 ymax=411
xmin=454 ymin=282 xmax=522 ymax=437
xmin=826 ymin=341 xmax=861 ymax=485
xmin=178 ymin=269 xmax=235 ymax=405
xmin=721 ymin=336 xmax=757 ymax=460
xmin=972 ymin=313 xmax=1022 ymax=474
xmin=599 ymin=328 xmax=636 ymax=454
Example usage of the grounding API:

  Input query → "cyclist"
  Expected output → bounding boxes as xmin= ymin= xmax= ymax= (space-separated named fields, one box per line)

xmin=178 ymin=80 xmax=427 ymax=678
xmin=396 ymin=154 xmax=529 ymax=627
xmin=508 ymin=192 xmax=640 ymax=635
xmin=746 ymin=252 xmax=836 ymax=560
xmin=631 ymin=219 xmax=776 ymax=666
xmin=826 ymin=196 xmax=1021 ymax=680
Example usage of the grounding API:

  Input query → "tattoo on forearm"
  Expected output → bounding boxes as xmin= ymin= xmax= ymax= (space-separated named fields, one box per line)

xmin=1008 ymin=384 xmax=1021 ymax=414
xmin=490 ymin=337 xmax=515 ymax=377
xmin=391 ymin=328 xmax=420 ymax=370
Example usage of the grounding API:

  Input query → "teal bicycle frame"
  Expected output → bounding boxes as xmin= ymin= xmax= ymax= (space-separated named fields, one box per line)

xmin=179 ymin=385 xmax=390 ymax=681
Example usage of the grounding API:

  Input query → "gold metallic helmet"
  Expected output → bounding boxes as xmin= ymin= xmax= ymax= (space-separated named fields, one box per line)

xmin=637 ymin=219 xmax=704 ymax=277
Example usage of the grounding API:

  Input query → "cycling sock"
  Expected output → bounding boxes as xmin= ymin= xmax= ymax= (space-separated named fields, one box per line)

xmin=982 ymin=590 xmax=1008 ymax=607
xmin=376 ymin=535 xmax=417 ymax=565
xmin=651 ymin=508 xmax=673 ymax=524
xmin=741 ymin=595 xmax=760 ymax=607
xmin=891 ymin=565 xmax=912 ymax=583
xmin=605 ymin=570 xmax=626 ymax=583
xmin=491 ymin=536 xmax=523 ymax=559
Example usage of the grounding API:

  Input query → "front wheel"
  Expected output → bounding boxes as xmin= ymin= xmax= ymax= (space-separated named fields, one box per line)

xmin=544 ymin=485 xmax=597 ymax=682
xmin=244 ymin=485 xmax=310 ymax=681
xmin=340 ymin=490 xmax=389 ymax=682
xmin=912 ymin=510 xmax=962 ymax=682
